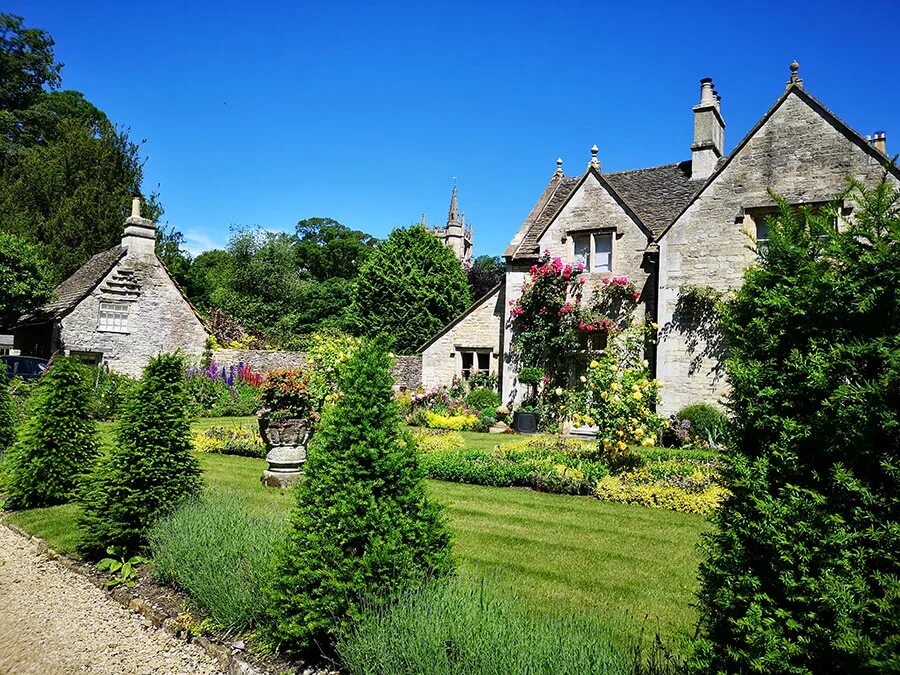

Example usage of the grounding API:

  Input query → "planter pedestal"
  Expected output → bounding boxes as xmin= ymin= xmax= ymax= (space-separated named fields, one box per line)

xmin=259 ymin=418 xmax=311 ymax=488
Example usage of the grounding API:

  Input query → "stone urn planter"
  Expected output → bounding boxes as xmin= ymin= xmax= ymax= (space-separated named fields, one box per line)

xmin=259 ymin=417 xmax=312 ymax=487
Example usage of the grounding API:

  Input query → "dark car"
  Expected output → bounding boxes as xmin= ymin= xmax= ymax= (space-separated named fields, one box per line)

xmin=1 ymin=355 xmax=49 ymax=380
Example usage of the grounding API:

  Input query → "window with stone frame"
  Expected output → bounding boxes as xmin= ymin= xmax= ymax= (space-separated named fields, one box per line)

xmin=460 ymin=350 xmax=491 ymax=379
xmin=571 ymin=231 xmax=613 ymax=273
xmin=69 ymin=351 xmax=103 ymax=367
xmin=98 ymin=301 xmax=129 ymax=333
xmin=748 ymin=203 xmax=836 ymax=258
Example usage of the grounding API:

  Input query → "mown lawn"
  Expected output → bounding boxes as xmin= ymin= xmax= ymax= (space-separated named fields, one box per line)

xmin=3 ymin=417 xmax=707 ymax=639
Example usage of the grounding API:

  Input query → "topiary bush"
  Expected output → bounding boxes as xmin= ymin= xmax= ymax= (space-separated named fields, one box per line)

xmin=0 ymin=367 xmax=14 ymax=458
xmin=265 ymin=340 xmax=453 ymax=656
xmin=465 ymin=387 xmax=501 ymax=413
xmin=2 ymin=357 xmax=99 ymax=509
xmin=674 ymin=403 xmax=726 ymax=443
xmin=692 ymin=176 xmax=900 ymax=673
xmin=77 ymin=353 xmax=202 ymax=557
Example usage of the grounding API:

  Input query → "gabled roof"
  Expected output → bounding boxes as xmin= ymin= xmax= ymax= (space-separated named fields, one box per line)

xmin=416 ymin=283 xmax=502 ymax=353
xmin=19 ymin=245 xmax=126 ymax=325
xmin=655 ymin=84 xmax=900 ymax=241
xmin=506 ymin=161 xmax=702 ymax=261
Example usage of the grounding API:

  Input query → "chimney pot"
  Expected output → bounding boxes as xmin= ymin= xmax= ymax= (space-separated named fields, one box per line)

xmin=131 ymin=196 xmax=141 ymax=218
xmin=692 ymin=77 xmax=725 ymax=180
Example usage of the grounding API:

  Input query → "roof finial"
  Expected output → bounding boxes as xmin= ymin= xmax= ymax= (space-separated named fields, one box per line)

xmin=420 ymin=212 xmax=427 ymax=227
xmin=555 ymin=157 xmax=564 ymax=176
xmin=588 ymin=144 xmax=600 ymax=170
xmin=786 ymin=59 xmax=803 ymax=89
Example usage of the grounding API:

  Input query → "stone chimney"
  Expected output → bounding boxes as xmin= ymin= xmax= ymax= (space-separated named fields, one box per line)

xmin=121 ymin=196 xmax=156 ymax=258
xmin=873 ymin=131 xmax=887 ymax=155
xmin=691 ymin=78 xmax=726 ymax=181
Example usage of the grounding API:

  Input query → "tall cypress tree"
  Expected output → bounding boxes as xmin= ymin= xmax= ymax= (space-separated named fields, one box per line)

xmin=267 ymin=340 xmax=453 ymax=655
xmin=692 ymin=175 xmax=900 ymax=673
xmin=2 ymin=356 xmax=98 ymax=508
xmin=78 ymin=353 xmax=201 ymax=556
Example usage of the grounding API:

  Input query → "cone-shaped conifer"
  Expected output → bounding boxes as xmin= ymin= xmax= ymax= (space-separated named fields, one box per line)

xmin=267 ymin=340 xmax=453 ymax=655
xmin=78 ymin=352 xmax=201 ymax=556
xmin=3 ymin=356 xmax=98 ymax=509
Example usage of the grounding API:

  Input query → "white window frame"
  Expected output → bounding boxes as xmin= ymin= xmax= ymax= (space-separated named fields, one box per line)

xmin=97 ymin=301 xmax=129 ymax=333
xmin=570 ymin=230 xmax=614 ymax=273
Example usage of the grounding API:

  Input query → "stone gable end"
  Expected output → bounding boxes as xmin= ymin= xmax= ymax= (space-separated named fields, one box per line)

xmin=420 ymin=286 xmax=504 ymax=389
xmin=61 ymin=257 xmax=209 ymax=377
xmin=656 ymin=90 xmax=896 ymax=413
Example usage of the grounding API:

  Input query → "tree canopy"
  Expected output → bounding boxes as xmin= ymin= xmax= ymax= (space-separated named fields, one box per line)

xmin=0 ymin=230 xmax=53 ymax=328
xmin=351 ymin=225 xmax=472 ymax=354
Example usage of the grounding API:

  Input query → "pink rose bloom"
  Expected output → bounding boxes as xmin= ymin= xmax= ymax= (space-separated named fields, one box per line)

xmin=632 ymin=292 xmax=641 ymax=301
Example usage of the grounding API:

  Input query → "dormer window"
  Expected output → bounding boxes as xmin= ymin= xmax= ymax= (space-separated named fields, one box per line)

xmin=571 ymin=231 xmax=613 ymax=273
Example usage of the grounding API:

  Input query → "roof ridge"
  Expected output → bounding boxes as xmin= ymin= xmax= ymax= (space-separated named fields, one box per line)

xmin=606 ymin=161 xmax=690 ymax=176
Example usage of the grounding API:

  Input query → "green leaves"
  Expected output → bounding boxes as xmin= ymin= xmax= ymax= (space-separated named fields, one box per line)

xmin=78 ymin=353 xmax=202 ymax=557
xmin=694 ymin=174 xmax=900 ymax=673
xmin=351 ymin=225 xmax=471 ymax=355
xmin=2 ymin=356 xmax=99 ymax=509
xmin=266 ymin=340 xmax=453 ymax=655
xmin=97 ymin=546 xmax=149 ymax=588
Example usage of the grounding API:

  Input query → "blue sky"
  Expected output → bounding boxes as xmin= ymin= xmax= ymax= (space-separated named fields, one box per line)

xmin=8 ymin=0 xmax=900 ymax=257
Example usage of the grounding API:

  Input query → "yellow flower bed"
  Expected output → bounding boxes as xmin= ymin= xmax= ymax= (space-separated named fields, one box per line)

xmin=424 ymin=410 xmax=479 ymax=431
xmin=594 ymin=475 xmax=729 ymax=515
xmin=409 ymin=428 xmax=466 ymax=453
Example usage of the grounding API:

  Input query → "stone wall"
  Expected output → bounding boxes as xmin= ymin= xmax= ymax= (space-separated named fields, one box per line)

xmin=212 ymin=349 xmax=307 ymax=372
xmin=656 ymin=90 xmax=897 ymax=414
xmin=420 ymin=286 xmax=504 ymax=390
xmin=61 ymin=255 xmax=208 ymax=378
xmin=213 ymin=348 xmax=422 ymax=390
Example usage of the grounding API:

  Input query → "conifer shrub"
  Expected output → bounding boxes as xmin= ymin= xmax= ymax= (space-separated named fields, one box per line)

xmin=0 ymin=368 xmax=15 ymax=458
xmin=78 ymin=353 xmax=202 ymax=557
xmin=692 ymin=176 xmax=900 ymax=673
xmin=266 ymin=340 xmax=453 ymax=656
xmin=2 ymin=356 xmax=99 ymax=509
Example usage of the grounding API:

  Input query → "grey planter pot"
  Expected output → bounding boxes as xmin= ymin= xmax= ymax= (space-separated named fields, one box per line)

xmin=259 ymin=418 xmax=312 ymax=487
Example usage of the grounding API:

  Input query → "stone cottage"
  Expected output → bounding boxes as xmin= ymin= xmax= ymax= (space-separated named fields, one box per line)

xmin=15 ymin=198 xmax=209 ymax=377
xmin=419 ymin=62 xmax=897 ymax=414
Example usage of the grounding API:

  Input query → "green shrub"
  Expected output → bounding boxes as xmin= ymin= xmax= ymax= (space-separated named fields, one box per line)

xmin=88 ymin=367 xmax=137 ymax=421
xmin=409 ymin=428 xmax=465 ymax=453
xmin=265 ymin=341 xmax=453 ymax=655
xmin=3 ymin=357 xmax=99 ymax=509
xmin=674 ymin=403 xmax=726 ymax=443
xmin=149 ymin=491 xmax=285 ymax=631
xmin=465 ymin=387 xmax=501 ymax=413
xmin=186 ymin=376 xmax=261 ymax=417
xmin=78 ymin=353 xmax=202 ymax=557
xmin=0 ymin=368 xmax=14 ymax=458
xmin=693 ymin=178 xmax=900 ymax=672
xmin=337 ymin=577 xmax=681 ymax=675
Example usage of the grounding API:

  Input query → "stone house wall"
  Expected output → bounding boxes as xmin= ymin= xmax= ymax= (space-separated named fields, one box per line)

xmin=656 ymin=90 xmax=896 ymax=414
xmin=61 ymin=257 xmax=208 ymax=378
xmin=420 ymin=286 xmax=504 ymax=390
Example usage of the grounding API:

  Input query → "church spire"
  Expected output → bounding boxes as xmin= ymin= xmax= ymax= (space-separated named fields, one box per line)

xmin=447 ymin=178 xmax=459 ymax=225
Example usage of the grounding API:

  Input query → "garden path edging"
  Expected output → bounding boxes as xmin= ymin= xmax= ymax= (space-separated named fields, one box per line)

xmin=2 ymin=520 xmax=267 ymax=675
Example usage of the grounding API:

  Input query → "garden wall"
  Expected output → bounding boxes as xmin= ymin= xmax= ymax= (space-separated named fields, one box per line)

xmin=212 ymin=349 xmax=422 ymax=390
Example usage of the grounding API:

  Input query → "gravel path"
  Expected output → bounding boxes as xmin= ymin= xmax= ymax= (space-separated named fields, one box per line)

xmin=0 ymin=524 xmax=225 ymax=675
